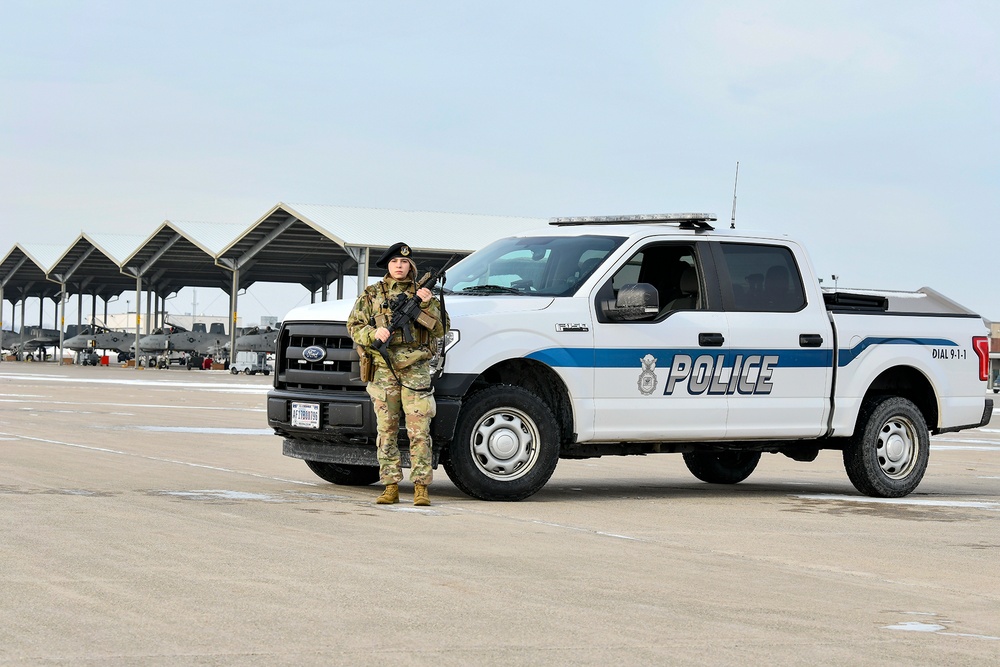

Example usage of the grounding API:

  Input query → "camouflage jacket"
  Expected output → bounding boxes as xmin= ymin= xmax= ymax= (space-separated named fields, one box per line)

xmin=347 ymin=275 xmax=447 ymax=370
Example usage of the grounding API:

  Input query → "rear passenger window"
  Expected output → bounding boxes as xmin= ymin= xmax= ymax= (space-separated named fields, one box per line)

xmin=719 ymin=243 xmax=806 ymax=312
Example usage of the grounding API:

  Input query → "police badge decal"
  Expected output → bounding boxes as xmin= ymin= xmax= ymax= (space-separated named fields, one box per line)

xmin=637 ymin=354 xmax=658 ymax=395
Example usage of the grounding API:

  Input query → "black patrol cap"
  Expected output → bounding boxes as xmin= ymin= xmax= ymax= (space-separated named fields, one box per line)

xmin=374 ymin=241 xmax=413 ymax=269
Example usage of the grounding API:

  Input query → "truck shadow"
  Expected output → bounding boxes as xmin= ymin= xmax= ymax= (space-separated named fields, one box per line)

xmin=424 ymin=474 xmax=858 ymax=503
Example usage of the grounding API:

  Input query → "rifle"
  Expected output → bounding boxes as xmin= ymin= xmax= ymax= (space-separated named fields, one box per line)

xmin=371 ymin=258 xmax=453 ymax=368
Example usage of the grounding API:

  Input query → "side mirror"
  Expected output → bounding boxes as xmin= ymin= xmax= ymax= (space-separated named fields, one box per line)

xmin=602 ymin=283 xmax=660 ymax=321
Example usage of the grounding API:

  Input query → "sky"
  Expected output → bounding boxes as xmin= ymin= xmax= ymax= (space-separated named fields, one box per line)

xmin=1 ymin=0 xmax=998 ymax=327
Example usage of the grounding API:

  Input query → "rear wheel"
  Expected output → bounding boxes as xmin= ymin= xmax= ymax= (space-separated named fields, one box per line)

xmin=683 ymin=450 xmax=761 ymax=484
xmin=305 ymin=460 xmax=379 ymax=486
xmin=844 ymin=396 xmax=928 ymax=497
xmin=444 ymin=385 xmax=560 ymax=501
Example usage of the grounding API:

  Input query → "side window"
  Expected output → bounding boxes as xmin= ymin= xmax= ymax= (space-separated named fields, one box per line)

xmin=718 ymin=243 xmax=806 ymax=312
xmin=605 ymin=243 xmax=702 ymax=318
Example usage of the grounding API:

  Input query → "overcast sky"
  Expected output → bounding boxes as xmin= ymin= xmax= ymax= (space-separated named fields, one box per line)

xmin=2 ymin=0 xmax=997 ymax=326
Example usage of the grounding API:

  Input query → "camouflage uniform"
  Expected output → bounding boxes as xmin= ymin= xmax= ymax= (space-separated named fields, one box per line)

xmin=347 ymin=272 xmax=446 ymax=486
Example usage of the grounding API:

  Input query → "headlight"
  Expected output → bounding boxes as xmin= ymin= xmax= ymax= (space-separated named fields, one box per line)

xmin=430 ymin=330 xmax=460 ymax=375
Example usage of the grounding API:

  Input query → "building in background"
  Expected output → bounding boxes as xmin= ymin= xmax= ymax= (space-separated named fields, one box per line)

xmin=93 ymin=313 xmax=241 ymax=334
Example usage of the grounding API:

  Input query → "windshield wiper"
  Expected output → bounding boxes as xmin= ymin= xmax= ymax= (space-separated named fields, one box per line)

xmin=460 ymin=285 xmax=522 ymax=294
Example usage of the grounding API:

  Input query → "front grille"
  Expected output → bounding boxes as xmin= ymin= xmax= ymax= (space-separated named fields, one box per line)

xmin=275 ymin=322 xmax=367 ymax=392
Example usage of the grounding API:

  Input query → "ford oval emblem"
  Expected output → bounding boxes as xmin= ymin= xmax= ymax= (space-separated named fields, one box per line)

xmin=302 ymin=345 xmax=326 ymax=362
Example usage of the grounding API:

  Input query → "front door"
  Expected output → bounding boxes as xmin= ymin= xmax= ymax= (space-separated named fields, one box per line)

xmin=590 ymin=240 xmax=729 ymax=441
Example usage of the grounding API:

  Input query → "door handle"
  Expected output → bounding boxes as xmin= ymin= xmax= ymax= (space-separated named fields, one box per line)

xmin=699 ymin=333 xmax=725 ymax=347
xmin=799 ymin=334 xmax=823 ymax=348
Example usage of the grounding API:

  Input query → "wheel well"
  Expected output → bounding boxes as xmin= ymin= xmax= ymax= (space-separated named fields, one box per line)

xmin=862 ymin=365 xmax=938 ymax=430
xmin=472 ymin=359 xmax=574 ymax=444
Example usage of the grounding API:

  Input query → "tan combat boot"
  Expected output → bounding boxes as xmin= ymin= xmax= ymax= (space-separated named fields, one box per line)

xmin=376 ymin=483 xmax=399 ymax=505
xmin=413 ymin=484 xmax=430 ymax=507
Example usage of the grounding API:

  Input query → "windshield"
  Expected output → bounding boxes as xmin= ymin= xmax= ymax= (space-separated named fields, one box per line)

xmin=444 ymin=234 xmax=625 ymax=296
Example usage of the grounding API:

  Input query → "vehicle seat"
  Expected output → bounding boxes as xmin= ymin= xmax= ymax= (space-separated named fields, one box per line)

xmin=764 ymin=265 xmax=790 ymax=309
xmin=578 ymin=256 xmax=603 ymax=278
xmin=664 ymin=265 xmax=699 ymax=312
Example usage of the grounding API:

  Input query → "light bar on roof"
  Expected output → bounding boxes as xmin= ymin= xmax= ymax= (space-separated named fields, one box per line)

xmin=549 ymin=213 xmax=717 ymax=229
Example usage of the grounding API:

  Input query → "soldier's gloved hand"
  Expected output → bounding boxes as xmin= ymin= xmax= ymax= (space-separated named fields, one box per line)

xmin=374 ymin=327 xmax=391 ymax=343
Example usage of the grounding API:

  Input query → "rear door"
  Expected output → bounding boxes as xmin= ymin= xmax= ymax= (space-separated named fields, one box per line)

xmin=711 ymin=241 xmax=832 ymax=438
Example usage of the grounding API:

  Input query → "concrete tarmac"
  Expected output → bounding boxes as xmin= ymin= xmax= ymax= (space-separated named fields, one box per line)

xmin=1 ymin=362 xmax=998 ymax=666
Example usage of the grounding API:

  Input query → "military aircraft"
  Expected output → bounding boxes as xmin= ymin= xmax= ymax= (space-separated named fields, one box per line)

xmin=11 ymin=326 xmax=61 ymax=360
xmin=234 ymin=325 xmax=278 ymax=353
xmin=137 ymin=322 xmax=229 ymax=362
xmin=63 ymin=324 xmax=134 ymax=353
xmin=1 ymin=328 xmax=19 ymax=350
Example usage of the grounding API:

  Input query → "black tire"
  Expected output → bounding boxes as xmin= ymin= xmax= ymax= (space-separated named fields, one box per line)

xmin=844 ymin=396 xmax=929 ymax=498
xmin=305 ymin=460 xmax=380 ymax=486
xmin=443 ymin=385 xmax=560 ymax=501
xmin=683 ymin=450 xmax=761 ymax=484
xmin=230 ymin=367 xmax=238 ymax=375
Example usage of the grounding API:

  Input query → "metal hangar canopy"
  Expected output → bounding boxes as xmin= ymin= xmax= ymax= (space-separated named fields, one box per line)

xmin=216 ymin=202 xmax=549 ymax=295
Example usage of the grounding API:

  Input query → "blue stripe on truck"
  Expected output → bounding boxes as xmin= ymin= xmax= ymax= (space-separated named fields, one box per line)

xmin=836 ymin=337 xmax=957 ymax=366
xmin=524 ymin=337 xmax=957 ymax=368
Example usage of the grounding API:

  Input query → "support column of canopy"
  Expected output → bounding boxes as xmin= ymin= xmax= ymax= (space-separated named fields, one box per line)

xmin=19 ymin=298 xmax=26 ymax=359
xmin=53 ymin=246 xmax=96 ymax=364
xmin=58 ymin=284 xmax=66 ymax=365
xmin=320 ymin=264 xmax=341 ymax=303
xmin=229 ymin=268 xmax=239 ymax=363
xmin=336 ymin=261 xmax=346 ymax=300
xmin=216 ymin=216 xmax=295 ymax=362
xmin=135 ymin=275 xmax=142 ymax=368
xmin=0 ymin=256 xmax=28 ymax=362
xmin=344 ymin=246 xmax=371 ymax=298
xmin=125 ymin=232 xmax=181 ymax=370
xmin=144 ymin=287 xmax=152 ymax=335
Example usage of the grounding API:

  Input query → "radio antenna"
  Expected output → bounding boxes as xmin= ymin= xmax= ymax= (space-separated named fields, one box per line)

xmin=730 ymin=161 xmax=740 ymax=229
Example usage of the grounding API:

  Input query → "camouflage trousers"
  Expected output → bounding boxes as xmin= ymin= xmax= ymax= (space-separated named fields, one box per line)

xmin=366 ymin=361 xmax=436 ymax=486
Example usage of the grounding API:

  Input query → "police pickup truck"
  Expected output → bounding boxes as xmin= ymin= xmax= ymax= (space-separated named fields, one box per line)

xmin=267 ymin=214 xmax=992 ymax=501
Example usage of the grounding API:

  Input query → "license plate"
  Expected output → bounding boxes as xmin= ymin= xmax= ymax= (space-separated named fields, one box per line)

xmin=291 ymin=402 xmax=320 ymax=429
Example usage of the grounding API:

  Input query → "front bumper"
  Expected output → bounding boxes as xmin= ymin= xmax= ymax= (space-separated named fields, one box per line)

xmin=267 ymin=387 xmax=462 ymax=464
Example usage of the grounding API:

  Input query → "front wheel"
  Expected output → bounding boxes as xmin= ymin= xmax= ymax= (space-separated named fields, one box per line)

xmin=683 ymin=450 xmax=761 ymax=484
xmin=843 ymin=396 xmax=929 ymax=498
xmin=305 ymin=460 xmax=380 ymax=486
xmin=444 ymin=385 xmax=560 ymax=501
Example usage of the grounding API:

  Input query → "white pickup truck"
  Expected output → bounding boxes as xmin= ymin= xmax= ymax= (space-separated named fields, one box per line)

xmin=267 ymin=214 xmax=992 ymax=501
